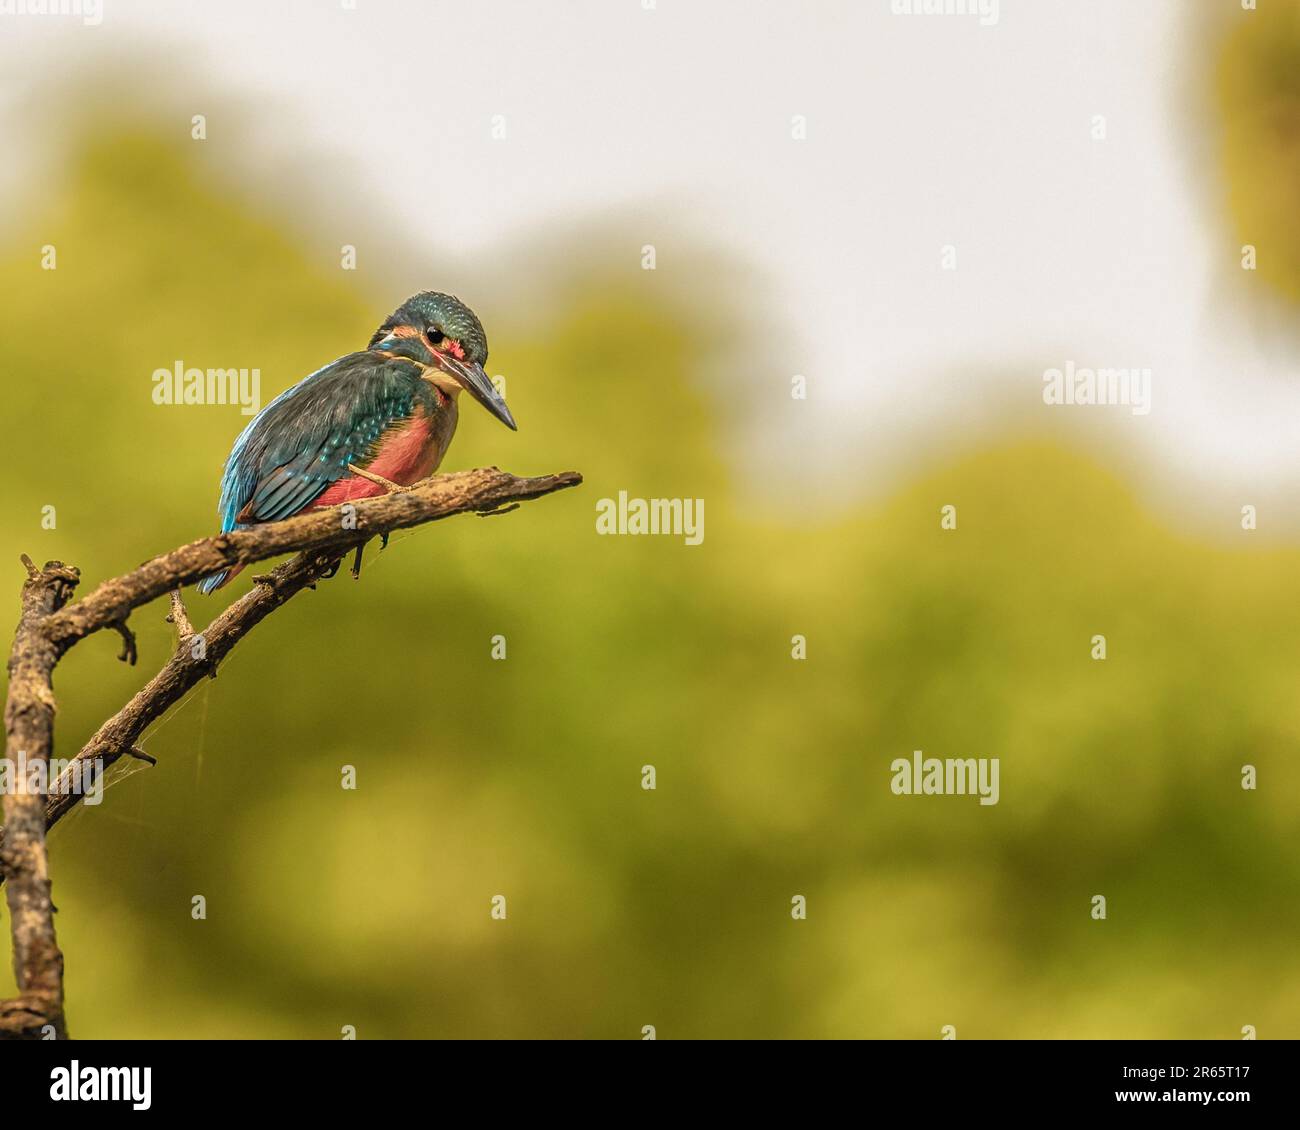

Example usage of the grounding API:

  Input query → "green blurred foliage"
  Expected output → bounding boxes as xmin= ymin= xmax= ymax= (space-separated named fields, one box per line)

xmin=1 ymin=129 xmax=1297 ymax=1039
xmin=1216 ymin=0 xmax=1300 ymax=303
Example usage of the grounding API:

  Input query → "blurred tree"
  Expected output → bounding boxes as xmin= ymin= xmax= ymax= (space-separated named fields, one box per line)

xmin=1216 ymin=0 xmax=1300 ymax=304
xmin=0 ymin=123 xmax=1295 ymax=1039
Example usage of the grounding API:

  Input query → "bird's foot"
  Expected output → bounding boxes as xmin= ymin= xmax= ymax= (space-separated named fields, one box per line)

xmin=348 ymin=464 xmax=416 ymax=494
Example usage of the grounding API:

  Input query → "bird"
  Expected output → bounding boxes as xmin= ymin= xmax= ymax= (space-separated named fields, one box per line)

xmin=197 ymin=291 xmax=516 ymax=593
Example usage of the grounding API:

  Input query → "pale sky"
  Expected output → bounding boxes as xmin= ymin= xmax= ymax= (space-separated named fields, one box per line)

xmin=2 ymin=1 xmax=1296 ymax=532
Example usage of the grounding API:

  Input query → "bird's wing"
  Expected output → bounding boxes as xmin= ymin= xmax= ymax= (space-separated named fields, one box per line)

xmin=216 ymin=351 xmax=433 ymax=529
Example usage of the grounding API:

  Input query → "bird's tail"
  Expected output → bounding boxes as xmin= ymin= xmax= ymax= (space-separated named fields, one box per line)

xmin=196 ymin=562 xmax=244 ymax=594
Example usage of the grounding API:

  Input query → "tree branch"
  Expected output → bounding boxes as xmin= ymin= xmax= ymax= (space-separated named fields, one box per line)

xmin=1 ymin=556 xmax=80 ymax=1039
xmin=0 ymin=466 xmax=581 ymax=1038
xmin=46 ymin=547 xmax=339 ymax=835
xmin=43 ymin=467 xmax=582 ymax=650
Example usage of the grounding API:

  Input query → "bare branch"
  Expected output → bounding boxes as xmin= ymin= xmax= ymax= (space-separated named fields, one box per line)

xmin=43 ymin=467 xmax=582 ymax=650
xmin=1 ymin=559 xmax=79 ymax=1039
xmin=0 ymin=466 xmax=581 ymax=1039
xmin=46 ymin=547 xmax=341 ymax=836
xmin=165 ymin=589 xmax=194 ymax=641
xmin=112 ymin=620 xmax=138 ymax=666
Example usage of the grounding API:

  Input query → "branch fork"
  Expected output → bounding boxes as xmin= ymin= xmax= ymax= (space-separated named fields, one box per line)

xmin=0 ymin=466 xmax=580 ymax=1038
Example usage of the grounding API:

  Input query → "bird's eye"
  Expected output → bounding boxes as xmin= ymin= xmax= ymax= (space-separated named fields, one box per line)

xmin=427 ymin=329 xmax=445 ymax=346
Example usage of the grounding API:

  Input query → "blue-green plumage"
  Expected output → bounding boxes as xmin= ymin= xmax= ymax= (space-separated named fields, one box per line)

xmin=233 ymin=353 xmax=434 ymax=524
xmin=198 ymin=291 xmax=516 ymax=594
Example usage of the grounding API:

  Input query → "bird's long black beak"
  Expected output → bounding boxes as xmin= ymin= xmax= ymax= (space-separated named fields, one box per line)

xmin=436 ymin=355 xmax=517 ymax=430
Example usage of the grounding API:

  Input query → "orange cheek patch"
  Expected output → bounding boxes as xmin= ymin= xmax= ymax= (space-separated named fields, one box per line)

xmin=446 ymin=339 xmax=466 ymax=360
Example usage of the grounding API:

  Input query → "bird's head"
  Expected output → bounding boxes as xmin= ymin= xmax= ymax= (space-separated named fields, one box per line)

xmin=369 ymin=291 xmax=516 ymax=430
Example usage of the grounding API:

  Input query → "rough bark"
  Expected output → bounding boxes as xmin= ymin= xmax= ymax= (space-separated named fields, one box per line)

xmin=0 ymin=467 xmax=580 ymax=1038
xmin=1 ymin=557 xmax=79 ymax=1039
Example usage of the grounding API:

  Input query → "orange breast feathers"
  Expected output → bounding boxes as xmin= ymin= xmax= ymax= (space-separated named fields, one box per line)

xmin=310 ymin=407 xmax=444 ymax=509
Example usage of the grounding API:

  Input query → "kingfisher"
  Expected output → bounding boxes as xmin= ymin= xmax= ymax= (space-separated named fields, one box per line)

xmin=197 ymin=291 xmax=516 ymax=593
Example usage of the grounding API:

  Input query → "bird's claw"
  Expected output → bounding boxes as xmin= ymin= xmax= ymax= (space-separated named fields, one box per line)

xmin=347 ymin=464 xmax=415 ymax=494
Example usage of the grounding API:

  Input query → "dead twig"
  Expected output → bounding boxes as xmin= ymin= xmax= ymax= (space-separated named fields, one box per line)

xmin=0 ymin=466 xmax=581 ymax=1039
